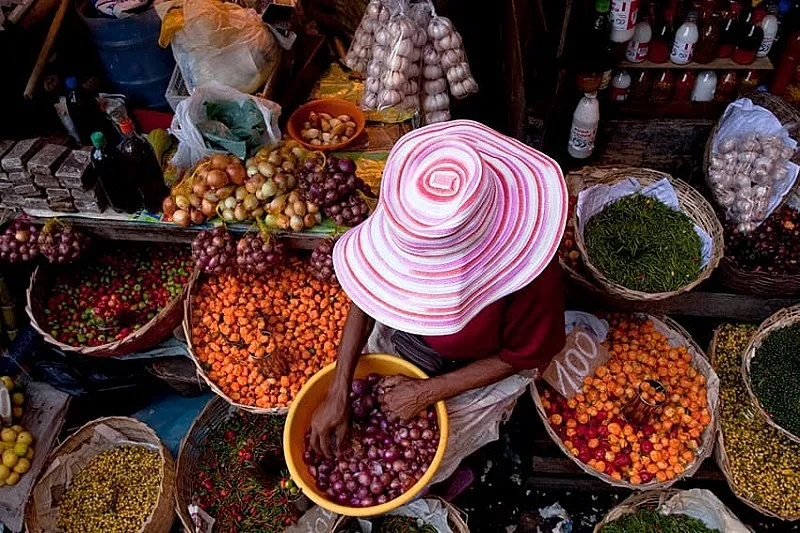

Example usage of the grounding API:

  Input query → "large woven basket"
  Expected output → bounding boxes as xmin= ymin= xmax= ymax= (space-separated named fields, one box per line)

xmin=25 ymin=265 xmax=197 ymax=357
xmin=574 ymin=168 xmax=724 ymax=301
xmin=704 ymin=92 xmax=800 ymax=297
xmin=183 ymin=275 xmax=287 ymax=415
xmin=329 ymin=497 xmax=469 ymax=533
xmin=531 ymin=314 xmax=720 ymax=491
xmin=25 ymin=416 xmax=175 ymax=533
xmin=741 ymin=303 xmax=800 ymax=444
xmin=708 ymin=326 xmax=800 ymax=521
xmin=592 ymin=489 xmax=753 ymax=532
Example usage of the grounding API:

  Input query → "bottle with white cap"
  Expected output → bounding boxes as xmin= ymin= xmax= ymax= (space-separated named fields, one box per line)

xmin=759 ymin=3 xmax=780 ymax=57
xmin=610 ymin=70 xmax=632 ymax=101
xmin=671 ymin=11 xmax=699 ymax=64
xmin=610 ymin=0 xmax=641 ymax=43
xmin=568 ymin=93 xmax=600 ymax=159
xmin=626 ymin=20 xmax=653 ymax=62
xmin=691 ymin=70 xmax=717 ymax=101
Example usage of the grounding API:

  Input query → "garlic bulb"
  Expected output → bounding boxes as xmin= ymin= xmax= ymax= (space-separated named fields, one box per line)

xmin=718 ymin=189 xmax=736 ymax=208
xmin=738 ymin=133 xmax=759 ymax=151
xmin=782 ymin=146 xmax=795 ymax=160
xmin=424 ymin=78 xmax=447 ymax=94
xmin=400 ymin=94 xmax=418 ymax=110
xmin=395 ymin=38 xmax=414 ymax=58
xmin=441 ymin=49 xmax=466 ymax=70
xmin=365 ymin=76 xmax=381 ymax=94
xmin=733 ymin=173 xmax=751 ymax=190
xmin=423 ymin=45 xmax=439 ymax=65
xmin=424 ymin=64 xmax=443 ymax=80
xmin=709 ymin=156 xmax=724 ymax=171
xmin=428 ymin=17 xmax=452 ymax=40
xmin=719 ymin=138 xmax=736 ymax=154
xmin=423 ymin=92 xmax=449 ymax=112
xmin=425 ymin=110 xmax=451 ymax=124
xmin=735 ymin=198 xmax=754 ymax=216
xmin=407 ymin=62 xmax=421 ymax=78
xmin=387 ymin=55 xmax=409 ymax=72
xmin=367 ymin=61 xmax=383 ymax=78
xmin=375 ymin=28 xmax=391 ymax=46
xmin=414 ymin=28 xmax=428 ymax=47
xmin=366 ymin=0 xmax=381 ymax=16
xmin=372 ymin=45 xmax=388 ymax=62
xmin=753 ymin=185 xmax=769 ymax=199
xmin=362 ymin=92 xmax=378 ymax=109
xmin=438 ymin=31 xmax=463 ymax=51
xmin=378 ymin=6 xmax=390 ymax=23
xmin=406 ymin=79 xmax=419 ymax=95
xmin=383 ymin=70 xmax=406 ymax=90
xmin=774 ymin=163 xmax=789 ymax=181
xmin=379 ymin=89 xmax=402 ymax=107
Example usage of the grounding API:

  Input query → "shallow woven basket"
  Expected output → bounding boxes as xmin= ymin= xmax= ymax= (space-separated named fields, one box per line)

xmin=574 ymin=168 xmax=724 ymax=301
xmin=25 ymin=265 xmax=197 ymax=357
xmin=741 ymin=303 xmax=800 ymax=445
xmin=148 ymin=357 xmax=206 ymax=397
xmin=704 ymin=92 xmax=800 ymax=297
xmin=531 ymin=314 xmax=720 ymax=491
xmin=592 ymin=489 xmax=753 ymax=532
xmin=708 ymin=326 xmax=800 ymax=521
xmin=184 ymin=275 xmax=287 ymax=415
xmin=25 ymin=416 xmax=175 ymax=533
xmin=329 ymin=496 xmax=469 ymax=533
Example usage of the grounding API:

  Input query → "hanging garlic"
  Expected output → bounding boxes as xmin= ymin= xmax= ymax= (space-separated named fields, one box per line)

xmin=387 ymin=55 xmax=409 ymax=72
xmin=379 ymin=89 xmax=402 ymax=107
xmin=365 ymin=76 xmax=381 ymax=94
xmin=406 ymin=79 xmax=419 ymax=95
xmin=424 ymin=64 xmax=443 ymax=80
xmin=424 ymin=78 xmax=447 ymax=94
xmin=400 ymin=94 xmax=418 ymax=110
xmin=425 ymin=110 xmax=451 ymax=124
xmin=441 ymin=50 xmax=466 ymax=71
xmin=375 ymin=28 xmax=391 ymax=46
xmin=423 ymin=92 xmax=449 ymax=112
xmin=367 ymin=61 xmax=383 ymax=78
xmin=383 ymin=70 xmax=407 ymax=90
xmin=395 ymin=38 xmax=414 ymax=58
xmin=362 ymin=92 xmax=378 ymax=109
xmin=427 ymin=17 xmax=452 ymax=40
xmin=414 ymin=28 xmax=428 ymax=47
xmin=407 ymin=62 xmax=421 ymax=78
xmin=372 ymin=45 xmax=388 ymax=62
xmin=438 ymin=31 xmax=463 ymax=51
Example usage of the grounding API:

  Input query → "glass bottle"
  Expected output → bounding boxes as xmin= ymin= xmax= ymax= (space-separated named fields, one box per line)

xmin=90 ymin=132 xmax=141 ymax=213
xmin=568 ymin=93 xmax=600 ymax=159
xmin=651 ymin=69 xmax=675 ymax=102
xmin=715 ymin=70 xmax=740 ymax=101
xmin=694 ymin=12 xmax=722 ymax=63
xmin=630 ymin=69 xmax=653 ymax=101
xmin=692 ymin=70 xmax=718 ymax=101
xmin=674 ymin=70 xmax=697 ymax=101
xmin=671 ymin=11 xmax=700 ymax=64
xmin=771 ymin=30 xmax=800 ymax=95
xmin=739 ymin=69 xmax=761 ymax=94
xmin=610 ymin=0 xmax=641 ymax=42
xmin=719 ymin=2 xmax=743 ymax=58
xmin=649 ymin=5 xmax=675 ymax=62
xmin=733 ymin=4 xmax=765 ymax=64
xmin=577 ymin=0 xmax=614 ymax=92
xmin=610 ymin=70 xmax=633 ymax=100
xmin=117 ymin=118 xmax=170 ymax=213
xmin=759 ymin=3 xmax=779 ymax=57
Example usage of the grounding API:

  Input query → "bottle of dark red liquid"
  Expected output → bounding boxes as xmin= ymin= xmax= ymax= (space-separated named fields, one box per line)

xmin=674 ymin=70 xmax=697 ymax=101
xmin=733 ymin=3 xmax=765 ymax=64
xmin=719 ymin=2 xmax=743 ymax=58
xmin=649 ymin=4 xmax=675 ymax=63
xmin=117 ymin=118 xmax=169 ymax=213
xmin=771 ymin=31 xmax=800 ymax=95
xmin=693 ymin=12 xmax=721 ymax=64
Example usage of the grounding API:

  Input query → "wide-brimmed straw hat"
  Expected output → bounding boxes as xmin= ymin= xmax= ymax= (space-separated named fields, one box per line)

xmin=333 ymin=120 xmax=567 ymax=336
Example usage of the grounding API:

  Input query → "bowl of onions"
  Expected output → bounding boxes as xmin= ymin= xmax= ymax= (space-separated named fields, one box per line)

xmin=283 ymin=354 xmax=449 ymax=517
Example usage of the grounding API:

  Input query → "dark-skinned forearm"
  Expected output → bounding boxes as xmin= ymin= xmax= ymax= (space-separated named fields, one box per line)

xmin=418 ymin=356 xmax=517 ymax=405
xmin=330 ymin=304 xmax=375 ymax=394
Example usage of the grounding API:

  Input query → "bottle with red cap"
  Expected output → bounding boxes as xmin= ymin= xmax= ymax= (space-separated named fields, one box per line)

xmin=117 ymin=118 xmax=170 ymax=213
xmin=674 ymin=70 xmax=697 ymax=101
xmin=649 ymin=4 xmax=675 ymax=63
xmin=733 ymin=3 xmax=765 ymax=64
xmin=718 ymin=1 xmax=743 ymax=58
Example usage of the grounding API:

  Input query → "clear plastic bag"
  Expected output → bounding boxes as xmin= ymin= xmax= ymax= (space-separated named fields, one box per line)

xmin=343 ymin=0 xmax=389 ymax=74
xmin=421 ymin=43 xmax=450 ymax=124
xmin=427 ymin=14 xmax=478 ymax=99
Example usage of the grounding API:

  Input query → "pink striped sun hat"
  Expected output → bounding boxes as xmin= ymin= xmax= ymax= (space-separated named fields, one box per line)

xmin=333 ymin=120 xmax=567 ymax=336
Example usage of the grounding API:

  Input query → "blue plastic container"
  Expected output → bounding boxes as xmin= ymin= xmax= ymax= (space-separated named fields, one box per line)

xmin=79 ymin=3 xmax=175 ymax=109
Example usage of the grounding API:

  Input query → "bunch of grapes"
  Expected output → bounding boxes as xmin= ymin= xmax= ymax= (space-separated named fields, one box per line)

xmin=38 ymin=225 xmax=91 ymax=264
xmin=325 ymin=194 xmax=370 ymax=227
xmin=0 ymin=220 xmax=40 ymax=263
xmin=236 ymin=232 xmax=286 ymax=274
xmin=192 ymin=227 xmax=236 ymax=274
xmin=309 ymin=239 xmax=336 ymax=284
xmin=299 ymin=156 xmax=370 ymax=207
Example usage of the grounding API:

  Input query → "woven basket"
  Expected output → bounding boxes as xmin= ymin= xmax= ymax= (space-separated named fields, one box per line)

xmin=147 ymin=357 xmax=206 ymax=397
xmin=708 ymin=326 xmax=800 ymax=521
xmin=741 ymin=303 xmax=800 ymax=444
xmin=25 ymin=416 xmax=175 ymax=533
xmin=592 ymin=489 xmax=753 ymax=532
xmin=704 ymin=92 xmax=800 ymax=296
xmin=531 ymin=314 xmax=720 ymax=491
xmin=25 ymin=265 xmax=197 ymax=357
xmin=184 ymin=275 xmax=287 ymax=415
xmin=329 ymin=497 xmax=469 ymax=533
xmin=574 ymin=168 xmax=724 ymax=301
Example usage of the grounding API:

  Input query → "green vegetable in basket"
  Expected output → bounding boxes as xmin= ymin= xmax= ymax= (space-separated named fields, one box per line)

xmin=584 ymin=194 xmax=703 ymax=293
xmin=373 ymin=516 xmax=437 ymax=533
xmin=599 ymin=508 xmax=720 ymax=533
xmin=714 ymin=324 xmax=800 ymax=518
xmin=750 ymin=323 xmax=800 ymax=438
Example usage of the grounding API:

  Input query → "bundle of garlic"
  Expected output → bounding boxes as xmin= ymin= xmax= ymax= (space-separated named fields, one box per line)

xmin=428 ymin=15 xmax=479 ymax=100
xmin=344 ymin=0 xmax=390 ymax=74
xmin=708 ymin=132 xmax=795 ymax=233
xmin=374 ymin=11 xmax=425 ymax=111
xmin=422 ymin=43 xmax=450 ymax=124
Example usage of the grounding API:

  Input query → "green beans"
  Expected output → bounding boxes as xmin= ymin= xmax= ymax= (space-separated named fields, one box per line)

xmin=750 ymin=323 xmax=800 ymax=438
xmin=584 ymin=194 xmax=702 ymax=293
xmin=599 ymin=508 xmax=720 ymax=533
xmin=56 ymin=446 xmax=160 ymax=533
xmin=714 ymin=324 xmax=800 ymax=518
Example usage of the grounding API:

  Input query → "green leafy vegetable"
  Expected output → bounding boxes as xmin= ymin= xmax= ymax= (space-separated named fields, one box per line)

xmin=600 ymin=508 xmax=720 ymax=533
xmin=198 ymin=100 xmax=266 ymax=159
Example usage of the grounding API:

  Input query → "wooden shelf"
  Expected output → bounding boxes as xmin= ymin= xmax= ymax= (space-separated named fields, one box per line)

xmin=605 ymin=101 xmax=728 ymax=120
xmin=618 ymin=57 xmax=773 ymax=71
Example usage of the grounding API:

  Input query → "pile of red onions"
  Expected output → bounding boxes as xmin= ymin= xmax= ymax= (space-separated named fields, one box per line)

xmin=236 ymin=232 xmax=285 ymax=274
xmin=303 ymin=374 xmax=439 ymax=508
xmin=725 ymin=205 xmax=800 ymax=274
xmin=309 ymin=238 xmax=336 ymax=284
xmin=0 ymin=220 xmax=40 ymax=263
xmin=38 ymin=224 xmax=90 ymax=264
xmin=192 ymin=227 xmax=236 ymax=274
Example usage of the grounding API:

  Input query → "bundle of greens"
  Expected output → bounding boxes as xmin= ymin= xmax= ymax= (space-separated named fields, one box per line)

xmin=599 ymin=508 xmax=720 ymax=533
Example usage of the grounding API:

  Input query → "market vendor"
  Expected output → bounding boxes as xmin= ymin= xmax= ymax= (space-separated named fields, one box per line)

xmin=309 ymin=120 xmax=568 ymax=481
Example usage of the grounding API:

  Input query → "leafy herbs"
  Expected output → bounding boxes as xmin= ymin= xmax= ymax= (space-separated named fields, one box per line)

xmin=751 ymin=323 xmax=800 ymax=438
xmin=599 ymin=508 xmax=720 ymax=533
xmin=585 ymin=194 xmax=703 ymax=293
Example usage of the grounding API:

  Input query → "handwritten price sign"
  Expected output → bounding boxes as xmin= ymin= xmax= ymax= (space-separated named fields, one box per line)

xmin=542 ymin=327 xmax=610 ymax=399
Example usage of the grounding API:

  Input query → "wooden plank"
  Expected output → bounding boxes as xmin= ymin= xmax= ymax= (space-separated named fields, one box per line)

xmin=618 ymin=57 xmax=773 ymax=70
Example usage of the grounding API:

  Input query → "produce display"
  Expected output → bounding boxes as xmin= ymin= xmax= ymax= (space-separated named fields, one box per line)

xmin=190 ymin=257 xmax=349 ymax=410
xmin=749 ymin=323 xmax=800 ymax=439
xmin=192 ymin=227 xmax=237 ymax=275
xmin=559 ymin=194 xmax=580 ymax=271
xmin=300 ymin=112 xmax=358 ymax=147
xmin=724 ymin=205 xmax=800 ymax=274
xmin=584 ymin=195 xmax=703 ymax=293
xmin=0 ymin=220 xmax=39 ymax=263
xmin=309 ymin=238 xmax=337 ymax=284
xmin=599 ymin=507 xmax=720 ymax=533
xmin=0 ymin=376 xmax=34 ymax=488
xmin=42 ymin=244 xmax=192 ymax=347
xmin=708 ymin=133 xmax=794 ymax=233
xmin=192 ymin=413 xmax=301 ymax=532
xmin=236 ymin=231 xmax=286 ymax=274
xmin=0 ymin=219 xmax=90 ymax=265
xmin=302 ymin=374 xmax=440 ymax=508
xmin=299 ymin=155 xmax=372 ymax=227
xmin=539 ymin=314 xmax=713 ymax=485
xmin=340 ymin=516 xmax=437 ymax=533
xmin=56 ymin=446 xmax=160 ymax=533
xmin=713 ymin=324 xmax=800 ymax=518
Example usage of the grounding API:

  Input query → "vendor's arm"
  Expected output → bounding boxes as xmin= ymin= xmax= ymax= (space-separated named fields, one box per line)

xmin=309 ymin=304 xmax=375 ymax=455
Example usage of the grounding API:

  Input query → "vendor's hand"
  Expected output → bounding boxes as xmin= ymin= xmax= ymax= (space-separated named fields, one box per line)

xmin=309 ymin=385 xmax=350 ymax=457
xmin=378 ymin=375 xmax=431 ymax=421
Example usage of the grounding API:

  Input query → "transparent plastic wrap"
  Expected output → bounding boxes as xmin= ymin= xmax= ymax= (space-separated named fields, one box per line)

xmin=375 ymin=4 xmax=425 ymax=111
xmin=708 ymin=132 xmax=796 ymax=233
xmin=427 ymin=14 xmax=479 ymax=100
xmin=343 ymin=0 xmax=389 ymax=74
xmin=421 ymin=43 xmax=450 ymax=124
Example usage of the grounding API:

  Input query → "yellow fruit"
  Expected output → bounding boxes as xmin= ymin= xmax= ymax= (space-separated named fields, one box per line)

xmin=11 ymin=392 xmax=23 ymax=406
xmin=13 ymin=458 xmax=29 ymax=474
xmin=5 ymin=472 xmax=19 ymax=485
xmin=13 ymin=443 xmax=27 ymax=457
xmin=25 ymin=447 xmax=33 ymax=460
xmin=2 ymin=449 xmax=17 ymax=468
xmin=11 ymin=407 xmax=22 ymax=419
xmin=0 ymin=428 xmax=16 ymax=443
xmin=0 ymin=464 xmax=9 ymax=481
xmin=0 ymin=442 xmax=10 ymax=451
xmin=10 ymin=425 xmax=22 ymax=433
xmin=16 ymin=431 xmax=32 ymax=446
xmin=0 ymin=376 xmax=12 ymax=390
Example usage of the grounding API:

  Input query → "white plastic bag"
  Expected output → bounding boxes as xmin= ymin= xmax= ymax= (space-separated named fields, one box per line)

xmin=170 ymin=82 xmax=281 ymax=169
xmin=165 ymin=0 xmax=278 ymax=93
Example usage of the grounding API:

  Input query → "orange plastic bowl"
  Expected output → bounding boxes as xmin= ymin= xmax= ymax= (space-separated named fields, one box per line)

xmin=283 ymin=354 xmax=449 ymax=517
xmin=287 ymin=98 xmax=366 ymax=152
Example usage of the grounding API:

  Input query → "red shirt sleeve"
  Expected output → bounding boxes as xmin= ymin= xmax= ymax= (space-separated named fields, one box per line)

xmin=497 ymin=259 xmax=566 ymax=371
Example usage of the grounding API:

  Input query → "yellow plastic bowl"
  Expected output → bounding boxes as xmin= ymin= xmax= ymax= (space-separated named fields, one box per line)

xmin=283 ymin=354 xmax=449 ymax=517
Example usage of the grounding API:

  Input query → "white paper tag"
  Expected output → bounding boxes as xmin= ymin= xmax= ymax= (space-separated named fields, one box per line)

xmin=188 ymin=505 xmax=215 ymax=533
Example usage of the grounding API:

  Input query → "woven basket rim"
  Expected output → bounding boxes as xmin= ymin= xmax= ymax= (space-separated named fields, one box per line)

xmin=573 ymin=168 xmax=724 ymax=302
xmin=25 ymin=263 xmax=197 ymax=357
xmin=531 ymin=313 xmax=720 ymax=491
xmin=25 ymin=416 xmax=175 ymax=533
xmin=329 ymin=496 xmax=469 ymax=532
xmin=741 ymin=304 xmax=800 ymax=444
